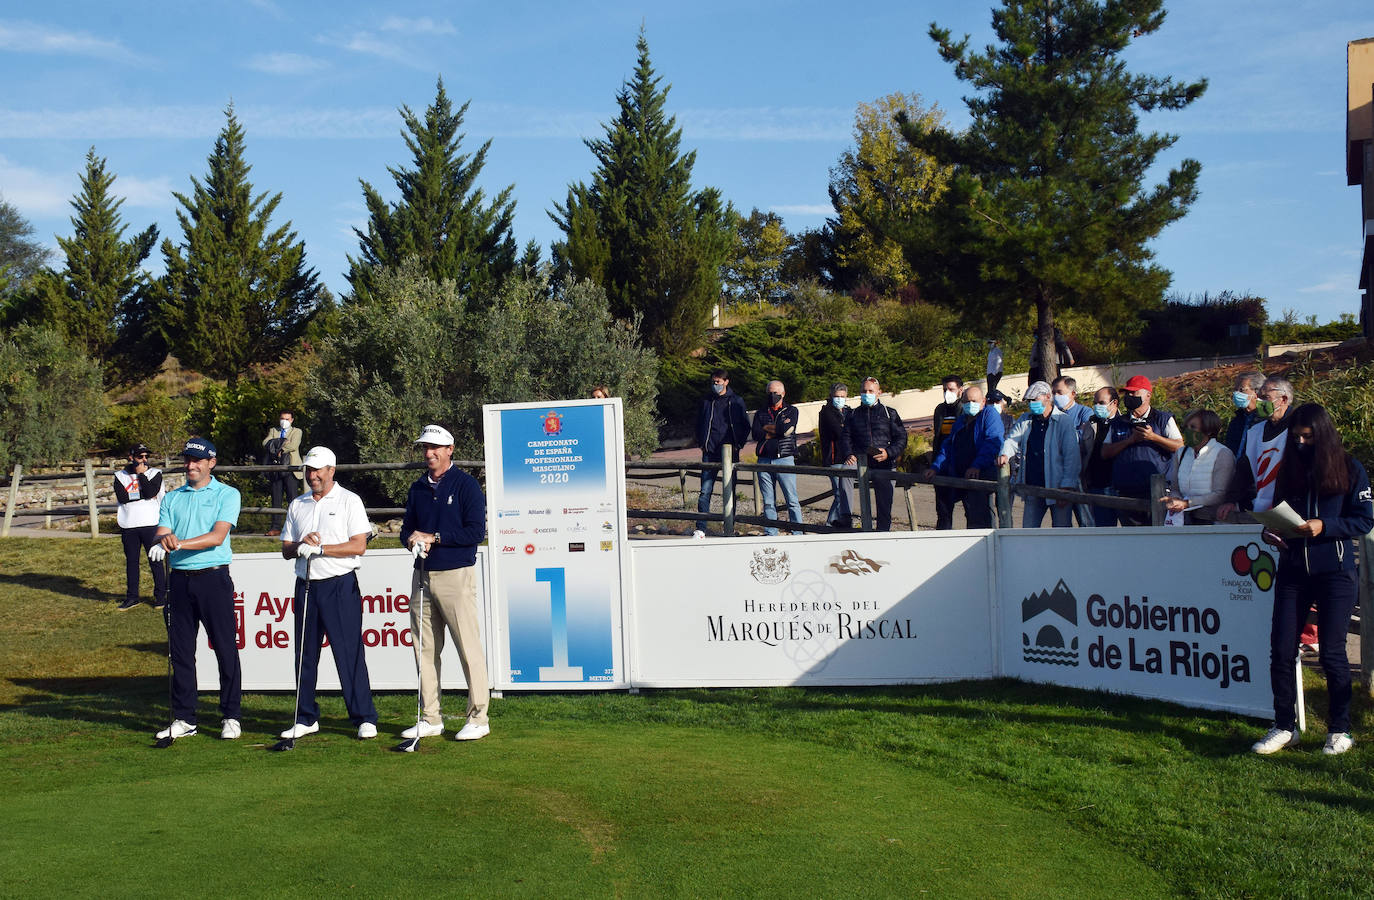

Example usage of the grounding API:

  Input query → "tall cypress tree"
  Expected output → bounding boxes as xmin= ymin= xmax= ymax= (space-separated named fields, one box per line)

xmin=347 ymin=78 xmax=517 ymax=303
xmin=551 ymin=32 xmax=734 ymax=357
xmin=25 ymin=148 xmax=162 ymax=384
xmin=898 ymin=0 xmax=1206 ymax=379
xmin=157 ymin=106 xmax=326 ymax=382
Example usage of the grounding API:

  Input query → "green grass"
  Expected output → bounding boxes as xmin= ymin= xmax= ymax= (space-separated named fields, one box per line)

xmin=1 ymin=537 xmax=1371 ymax=897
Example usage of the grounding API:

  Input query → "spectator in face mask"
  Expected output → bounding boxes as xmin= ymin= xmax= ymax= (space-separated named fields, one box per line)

xmin=1224 ymin=371 xmax=1266 ymax=458
xmin=818 ymin=383 xmax=853 ymax=530
xmin=931 ymin=375 xmax=965 ymax=529
xmin=1080 ymin=387 xmax=1120 ymax=527
xmin=752 ymin=380 xmax=802 ymax=536
xmin=263 ymin=410 xmax=303 ymax=536
xmin=1160 ymin=409 xmax=1236 ymax=525
xmin=999 ymin=381 xmax=1081 ymax=528
xmin=925 ymin=385 xmax=1003 ymax=528
xmin=1101 ymin=375 xmax=1183 ymax=526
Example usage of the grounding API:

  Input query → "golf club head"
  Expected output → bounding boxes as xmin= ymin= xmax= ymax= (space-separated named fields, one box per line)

xmin=268 ymin=738 xmax=295 ymax=752
xmin=154 ymin=736 xmax=175 ymax=749
xmin=393 ymin=737 xmax=419 ymax=753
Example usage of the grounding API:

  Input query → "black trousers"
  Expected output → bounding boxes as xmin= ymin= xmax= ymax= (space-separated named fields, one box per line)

xmin=269 ymin=474 xmax=299 ymax=528
xmin=168 ymin=567 xmax=241 ymax=725
xmin=1269 ymin=568 xmax=1356 ymax=733
xmin=120 ymin=524 xmax=167 ymax=604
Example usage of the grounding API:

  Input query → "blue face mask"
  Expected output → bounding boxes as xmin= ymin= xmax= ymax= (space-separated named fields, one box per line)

xmin=1052 ymin=394 xmax=1071 ymax=410
xmin=1232 ymin=391 xmax=1250 ymax=409
xmin=1028 ymin=401 xmax=1046 ymax=416
xmin=711 ymin=383 xmax=725 ymax=395
xmin=860 ymin=392 xmax=877 ymax=407
xmin=962 ymin=401 xmax=979 ymax=417
xmin=1093 ymin=403 xmax=1111 ymax=419
xmin=831 ymin=397 xmax=845 ymax=409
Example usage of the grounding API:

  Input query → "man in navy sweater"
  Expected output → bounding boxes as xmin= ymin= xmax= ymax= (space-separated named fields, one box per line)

xmin=400 ymin=424 xmax=490 ymax=742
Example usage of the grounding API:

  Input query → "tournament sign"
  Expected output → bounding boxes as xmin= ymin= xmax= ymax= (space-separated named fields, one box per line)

xmin=483 ymin=399 xmax=629 ymax=689
xmin=194 ymin=548 xmax=491 ymax=691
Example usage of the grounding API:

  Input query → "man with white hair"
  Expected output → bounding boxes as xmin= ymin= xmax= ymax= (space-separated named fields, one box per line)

xmin=1218 ymin=376 xmax=1296 ymax=520
xmin=400 ymin=425 xmax=490 ymax=741
xmin=278 ymin=446 xmax=379 ymax=741
xmin=998 ymin=381 xmax=1082 ymax=528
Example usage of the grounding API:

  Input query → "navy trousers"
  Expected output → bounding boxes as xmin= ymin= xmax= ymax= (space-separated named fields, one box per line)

xmin=292 ymin=572 xmax=377 ymax=727
xmin=1269 ymin=567 xmax=1357 ymax=733
xmin=168 ymin=567 xmax=241 ymax=724
xmin=120 ymin=524 xmax=167 ymax=604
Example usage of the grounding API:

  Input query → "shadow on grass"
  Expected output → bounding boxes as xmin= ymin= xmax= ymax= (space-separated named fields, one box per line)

xmin=637 ymin=679 xmax=1251 ymax=758
xmin=2 ymin=677 xmax=169 ymax=731
xmin=1273 ymin=789 xmax=1374 ymax=814
xmin=0 ymin=572 xmax=122 ymax=604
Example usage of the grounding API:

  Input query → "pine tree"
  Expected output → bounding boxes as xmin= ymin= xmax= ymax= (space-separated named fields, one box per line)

xmin=0 ymin=196 xmax=50 ymax=301
xmin=25 ymin=149 xmax=161 ymax=384
xmin=550 ymin=31 xmax=734 ymax=357
xmin=157 ymin=106 xmax=327 ymax=382
xmin=347 ymin=79 xmax=517 ymax=303
xmin=898 ymin=0 xmax=1206 ymax=379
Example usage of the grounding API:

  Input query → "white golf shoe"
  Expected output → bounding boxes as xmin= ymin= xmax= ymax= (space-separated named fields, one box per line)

xmin=357 ymin=722 xmax=377 ymax=740
xmin=400 ymin=721 xmax=444 ymax=739
xmin=1323 ymin=732 xmax=1354 ymax=756
xmin=279 ymin=722 xmax=319 ymax=739
xmin=220 ymin=718 xmax=241 ymax=740
xmin=454 ymin=721 xmax=490 ymax=741
xmin=156 ymin=719 xmax=196 ymax=740
xmin=1251 ymin=727 xmax=1298 ymax=755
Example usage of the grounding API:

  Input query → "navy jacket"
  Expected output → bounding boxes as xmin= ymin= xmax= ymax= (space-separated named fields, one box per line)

xmin=1274 ymin=456 xmax=1374 ymax=576
xmin=817 ymin=403 xmax=850 ymax=466
xmin=752 ymin=403 xmax=799 ymax=459
xmin=930 ymin=406 xmax=1004 ymax=475
xmin=400 ymin=465 xmax=486 ymax=571
xmin=696 ymin=390 xmax=751 ymax=462
xmin=844 ymin=402 xmax=907 ymax=468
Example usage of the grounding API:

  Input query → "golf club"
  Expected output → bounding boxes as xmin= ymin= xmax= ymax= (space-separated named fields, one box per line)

xmin=269 ymin=555 xmax=312 ymax=752
xmin=394 ymin=547 xmax=426 ymax=753
xmin=154 ymin=556 xmax=176 ymax=749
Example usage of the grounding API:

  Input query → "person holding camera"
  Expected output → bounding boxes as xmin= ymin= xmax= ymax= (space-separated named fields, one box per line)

xmin=262 ymin=409 xmax=303 ymax=535
xmin=843 ymin=377 xmax=907 ymax=531
xmin=113 ymin=443 xmax=168 ymax=611
xmin=1100 ymin=375 xmax=1183 ymax=526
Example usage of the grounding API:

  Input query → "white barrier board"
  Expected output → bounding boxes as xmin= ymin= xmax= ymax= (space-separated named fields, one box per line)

xmin=194 ymin=548 xmax=489 ymax=691
xmin=629 ymin=532 xmax=996 ymax=686
xmin=997 ymin=527 xmax=1281 ymax=718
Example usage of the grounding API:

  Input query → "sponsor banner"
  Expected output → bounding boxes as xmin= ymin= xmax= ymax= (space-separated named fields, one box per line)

xmin=628 ymin=533 xmax=996 ymax=686
xmin=194 ymin=549 xmax=490 ymax=691
xmin=483 ymin=399 xmax=629 ymax=689
xmin=998 ymin=528 xmax=1285 ymax=718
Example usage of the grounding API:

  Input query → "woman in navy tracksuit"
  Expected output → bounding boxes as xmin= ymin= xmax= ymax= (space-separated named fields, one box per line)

xmin=1252 ymin=403 xmax=1373 ymax=757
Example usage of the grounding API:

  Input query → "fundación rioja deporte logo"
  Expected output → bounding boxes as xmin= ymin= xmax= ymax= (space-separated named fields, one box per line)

xmin=1230 ymin=543 xmax=1275 ymax=591
xmin=1022 ymin=578 xmax=1079 ymax=666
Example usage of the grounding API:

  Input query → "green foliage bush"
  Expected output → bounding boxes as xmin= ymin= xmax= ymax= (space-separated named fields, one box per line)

xmin=98 ymin=393 xmax=191 ymax=459
xmin=308 ymin=261 xmax=660 ymax=503
xmin=0 ymin=325 xmax=106 ymax=472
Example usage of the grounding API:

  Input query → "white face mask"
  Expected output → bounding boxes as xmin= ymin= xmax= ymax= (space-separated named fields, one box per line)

xmin=279 ymin=419 xmax=291 ymax=431
xmin=943 ymin=390 xmax=957 ymax=405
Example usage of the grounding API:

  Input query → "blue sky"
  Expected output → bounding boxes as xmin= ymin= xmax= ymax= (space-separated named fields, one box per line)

xmin=1 ymin=1 xmax=1369 ymax=324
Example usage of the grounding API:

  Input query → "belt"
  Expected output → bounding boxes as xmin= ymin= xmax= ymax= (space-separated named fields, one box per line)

xmin=172 ymin=565 xmax=227 ymax=576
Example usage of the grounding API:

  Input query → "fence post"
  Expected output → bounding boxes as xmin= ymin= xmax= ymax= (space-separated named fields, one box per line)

xmin=2 ymin=463 xmax=21 ymax=537
xmin=1149 ymin=473 xmax=1167 ymax=527
xmin=904 ymin=485 xmax=918 ymax=531
xmin=45 ymin=490 xmax=52 ymax=530
xmin=85 ymin=460 xmax=99 ymax=538
xmin=1362 ymin=531 xmax=1374 ymax=698
xmin=678 ymin=468 xmax=688 ymax=508
xmin=721 ymin=443 xmax=736 ymax=537
xmin=996 ymin=463 xmax=1012 ymax=528
xmin=856 ymin=456 xmax=873 ymax=532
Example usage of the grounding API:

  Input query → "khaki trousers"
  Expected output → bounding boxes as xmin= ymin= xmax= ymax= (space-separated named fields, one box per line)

xmin=410 ymin=565 xmax=489 ymax=726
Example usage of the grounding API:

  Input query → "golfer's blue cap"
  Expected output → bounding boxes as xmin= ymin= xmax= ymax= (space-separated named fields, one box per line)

xmin=181 ymin=438 xmax=217 ymax=460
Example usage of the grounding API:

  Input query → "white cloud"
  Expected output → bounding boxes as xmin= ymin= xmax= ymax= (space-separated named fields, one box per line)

xmin=319 ymin=30 xmax=430 ymax=69
xmin=0 ymin=19 xmax=147 ymax=64
xmin=379 ymin=16 xmax=457 ymax=36
xmin=0 ymin=155 xmax=172 ymax=217
xmin=1298 ymin=275 xmax=1358 ymax=294
xmin=678 ymin=107 xmax=849 ymax=142
xmin=770 ymin=204 xmax=832 ymax=216
xmin=245 ymin=52 xmax=328 ymax=76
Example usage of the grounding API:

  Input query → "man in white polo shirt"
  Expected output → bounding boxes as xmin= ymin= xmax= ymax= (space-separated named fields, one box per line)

xmin=279 ymin=446 xmax=379 ymax=740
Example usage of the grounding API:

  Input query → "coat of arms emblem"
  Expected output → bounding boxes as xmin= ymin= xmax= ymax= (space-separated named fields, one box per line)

xmin=749 ymin=547 xmax=790 ymax=584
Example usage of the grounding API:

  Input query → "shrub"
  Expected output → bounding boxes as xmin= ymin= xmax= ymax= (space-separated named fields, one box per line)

xmin=98 ymin=392 xmax=191 ymax=459
xmin=0 ymin=325 xmax=106 ymax=472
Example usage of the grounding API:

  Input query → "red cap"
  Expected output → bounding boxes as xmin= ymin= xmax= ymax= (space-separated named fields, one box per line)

xmin=1123 ymin=375 xmax=1152 ymax=392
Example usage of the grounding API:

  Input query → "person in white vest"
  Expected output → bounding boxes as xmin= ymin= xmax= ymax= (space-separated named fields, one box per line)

xmin=113 ymin=443 xmax=167 ymax=612
xmin=1160 ymin=410 xmax=1236 ymax=524
xmin=1218 ymin=376 xmax=1295 ymax=520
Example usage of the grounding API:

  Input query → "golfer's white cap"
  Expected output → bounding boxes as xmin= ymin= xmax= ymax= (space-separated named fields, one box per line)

xmin=415 ymin=424 xmax=454 ymax=446
xmin=301 ymin=446 xmax=336 ymax=469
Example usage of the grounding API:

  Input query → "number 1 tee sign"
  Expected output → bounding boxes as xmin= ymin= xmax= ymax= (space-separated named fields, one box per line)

xmin=483 ymin=399 xmax=628 ymax=688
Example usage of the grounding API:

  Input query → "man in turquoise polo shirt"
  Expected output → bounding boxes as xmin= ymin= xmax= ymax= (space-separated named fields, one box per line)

xmin=148 ymin=437 xmax=243 ymax=741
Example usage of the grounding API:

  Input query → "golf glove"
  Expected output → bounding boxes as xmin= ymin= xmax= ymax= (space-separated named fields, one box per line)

xmin=148 ymin=544 xmax=167 ymax=563
xmin=296 ymin=542 xmax=322 ymax=559
xmin=411 ymin=540 xmax=428 ymax=559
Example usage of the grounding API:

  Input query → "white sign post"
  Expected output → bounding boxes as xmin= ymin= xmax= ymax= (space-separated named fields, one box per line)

xmin=483 ymin=399 xmax=630 ymax=690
